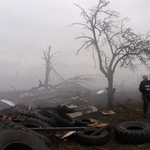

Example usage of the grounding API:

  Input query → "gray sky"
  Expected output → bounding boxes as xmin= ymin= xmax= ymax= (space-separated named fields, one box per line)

xmin=0 ymin=0 xmax=150 ymax=91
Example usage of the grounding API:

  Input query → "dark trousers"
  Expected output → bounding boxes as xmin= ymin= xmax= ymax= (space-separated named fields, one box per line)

xmin=142 ymin=95 xmax=150 ymax=114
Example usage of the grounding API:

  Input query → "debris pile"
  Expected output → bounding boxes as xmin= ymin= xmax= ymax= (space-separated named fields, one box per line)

xmin=0 ymin=89 xmax=147 ymax=149
xmin=0 ymin=98 xmax=111 ymax=150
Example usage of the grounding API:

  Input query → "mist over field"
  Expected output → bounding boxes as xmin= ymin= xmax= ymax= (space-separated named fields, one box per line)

xmin=0 ymin=0 xmax=150 ymax=92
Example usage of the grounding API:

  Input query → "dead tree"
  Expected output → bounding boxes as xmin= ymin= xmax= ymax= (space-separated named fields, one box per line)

xmin=27 ymin=75 xmax=93 ymax=93
xmin=69 ymin=0 xmax=150 ymax=106
xmin=53 ymin=74 xmax=94 ymax=89
xmin=42 ymin=46 xmax=64 ymax=91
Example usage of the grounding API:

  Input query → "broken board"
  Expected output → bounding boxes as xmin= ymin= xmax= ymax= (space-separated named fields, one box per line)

xmin=88 ymin=122 xmax=109 ymax=128
xmin=100 ymin=110 xmax=116 ymax=115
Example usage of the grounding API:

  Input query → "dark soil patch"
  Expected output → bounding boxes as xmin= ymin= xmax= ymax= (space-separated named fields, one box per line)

xmin=51 ymin=88 xmax=150 ymax=150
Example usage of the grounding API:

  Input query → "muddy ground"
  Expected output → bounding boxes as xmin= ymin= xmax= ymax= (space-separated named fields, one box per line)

xmin=1 ymin=88 xmax=150 ymax=150
xmin=49 ymin=88 xmax=150 ymax=150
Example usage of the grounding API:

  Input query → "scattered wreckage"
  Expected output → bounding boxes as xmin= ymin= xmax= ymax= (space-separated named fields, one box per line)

xmin=0 ymin=97 xmax=150 ymax=150
xmin=0 ymin=99 xmax=111 ymax=149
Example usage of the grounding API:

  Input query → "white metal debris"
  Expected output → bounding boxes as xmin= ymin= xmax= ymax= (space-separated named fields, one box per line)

xmin=96 ymin=90 xmax=106 ymax=95
xmin=1 ymin=99 xmax=15 ymax=107
xmin=61 ymin=131 xmax=76 ymax=140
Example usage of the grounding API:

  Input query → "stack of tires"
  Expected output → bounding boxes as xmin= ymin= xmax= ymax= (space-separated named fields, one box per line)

xmin=0 ymin=105 xmax=57 ymax=150
xmin=1 ymin=105 xmax=111 ymax=147
xmin=22 ymin=105 xmax=111 ymax=146
xmin=0 ymin=120 xmax=51 ymax=150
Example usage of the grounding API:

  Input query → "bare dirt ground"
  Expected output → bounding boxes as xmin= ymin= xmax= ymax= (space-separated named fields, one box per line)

xmin=1 ymin=88 xmax=150 ymax=150
xmin=51 ymin=88 xmax=150 ymax=150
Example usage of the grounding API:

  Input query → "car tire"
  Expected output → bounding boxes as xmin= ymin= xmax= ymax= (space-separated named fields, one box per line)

xmin=76 ymin=127 xmax=110 ymax=146
xmin=21 ymin=117 xmax=55 ymax=140
xmin=0 ymin=130 xmax=50 ymax=150
xmin=54 ymin=110 xmax=75 ymax=127
xmin=75 ymin=117 xmax=92 ymax=126
xmin=115 ymin=121 xmax=150 ymax=144
xmin=0 ymin=120 xmax=51 ymax=146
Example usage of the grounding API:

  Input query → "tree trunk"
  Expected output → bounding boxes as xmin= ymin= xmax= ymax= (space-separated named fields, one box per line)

xmin=44 ymin=62 xmax=50 ymax=91
xmin=106 ymin=73 xmax=116 ymax=107
xmin=44 ymin=74 xmax=49 ymax=91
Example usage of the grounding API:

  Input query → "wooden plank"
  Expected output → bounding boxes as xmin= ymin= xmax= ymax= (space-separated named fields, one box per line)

xmin=100 ymin=110 xmax=116 ymax=115
xmin=90 ymin=124 xmax=111 ymax=136
xmin=31 ymin=127 xmax=87 ymax=132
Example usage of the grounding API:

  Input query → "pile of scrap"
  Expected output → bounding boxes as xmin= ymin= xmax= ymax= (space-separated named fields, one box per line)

xmin=0 ymin=100 xmax=111 ymax=149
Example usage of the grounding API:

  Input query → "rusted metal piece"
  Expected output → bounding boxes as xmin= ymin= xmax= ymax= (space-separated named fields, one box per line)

xmin=0 ymin=115 xmax=12 ymax=121
xmin=31 ymin=126 xmax=91 ymax=132
xmin=16 ymin=100 xmax=37 ymax=111
xmin=90 ymin=124 xmax=111 ymax=136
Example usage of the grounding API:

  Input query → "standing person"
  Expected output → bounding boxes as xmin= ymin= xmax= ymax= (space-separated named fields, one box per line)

xmin=139 ymin=75 xmax=150 ymax=118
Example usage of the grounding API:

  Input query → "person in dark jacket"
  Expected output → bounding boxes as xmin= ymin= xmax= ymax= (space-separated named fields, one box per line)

xmin=139 ymin=75 xmax=150 ymax=117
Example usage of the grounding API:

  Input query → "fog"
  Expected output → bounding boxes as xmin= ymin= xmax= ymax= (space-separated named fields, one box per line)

xmin=0 ymin=0 xmax=149 ymax=91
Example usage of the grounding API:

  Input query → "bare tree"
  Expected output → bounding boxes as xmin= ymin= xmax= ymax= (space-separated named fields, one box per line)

xmin=42 ymin=46 xmax=64 ymax=91
xmin=69 ymin=0 xmax=150 ymax=106
xmin=26 ymin=46 xmax=94 ymax=92
xmin=10 ymin=46 xmax=94 ymax=93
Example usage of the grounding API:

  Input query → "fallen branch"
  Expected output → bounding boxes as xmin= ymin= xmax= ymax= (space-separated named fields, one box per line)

xmin=10 ymin=85 xmax=17 ymax=93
